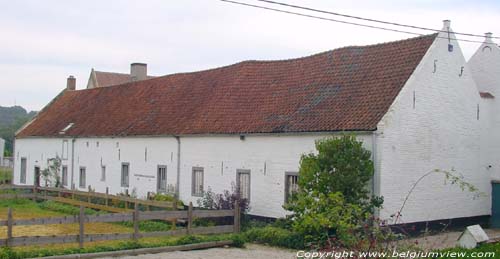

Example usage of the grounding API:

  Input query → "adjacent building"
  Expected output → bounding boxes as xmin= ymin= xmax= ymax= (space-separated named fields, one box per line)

xmin=13 ymin=21 xmax=498 ymax=224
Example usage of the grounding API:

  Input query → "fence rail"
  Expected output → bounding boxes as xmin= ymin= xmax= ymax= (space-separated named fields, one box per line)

xmin=0 ymin=185 xmax=241 ymax=248
xmin=0 ymin=185 xmax=184 ymax=211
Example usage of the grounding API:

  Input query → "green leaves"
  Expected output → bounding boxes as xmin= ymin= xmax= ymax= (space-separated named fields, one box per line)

xmin=286 ymin=134 xmax=384 ymax=247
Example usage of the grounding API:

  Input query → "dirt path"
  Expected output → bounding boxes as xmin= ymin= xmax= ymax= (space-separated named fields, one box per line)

xmin=103 ymin=244 xmax=297 ymax=259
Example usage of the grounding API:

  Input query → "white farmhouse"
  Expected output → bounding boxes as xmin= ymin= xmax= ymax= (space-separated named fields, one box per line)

xmin=13 ymin=21 xmax=499 ymax=225
xmin=0 ymin=138 xmax=5 ymax=166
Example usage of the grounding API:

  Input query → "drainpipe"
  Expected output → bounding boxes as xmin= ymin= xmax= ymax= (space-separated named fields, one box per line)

xmin=70 ymin=138 xmax=76 ymax=190
xmin=175 ymin=136 xmax=181 ymax=198
xmin=371 ymin=131 xmax=381 ymax=218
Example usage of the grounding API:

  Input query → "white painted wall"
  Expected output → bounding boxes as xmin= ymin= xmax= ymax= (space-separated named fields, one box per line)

xmin=14 ymin=137 xmax=179 ymax=199
xmin=374 ymin=24 xmax=490 ymax=223
xmin=14 ymin=134 xmax=373 ymax=218
xmin=468 ymin=34 xmax=500 ymax=181
xmin=178 ymin=134 xmax=373 ymax=218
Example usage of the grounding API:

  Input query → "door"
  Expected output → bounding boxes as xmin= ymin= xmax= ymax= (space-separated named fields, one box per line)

xmin=157 ymin=166 xmax=167 ymax=193
xmin=34 ymin=166 xmax=40 ymax=187
xmin=492 ymin=182 xmax=500 ymax=227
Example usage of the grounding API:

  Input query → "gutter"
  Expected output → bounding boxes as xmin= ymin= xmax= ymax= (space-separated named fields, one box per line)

xmin=70 ymin=138 xmax=76 ymax=189
xmin=175 ymin=136 xmax=181 ymax=198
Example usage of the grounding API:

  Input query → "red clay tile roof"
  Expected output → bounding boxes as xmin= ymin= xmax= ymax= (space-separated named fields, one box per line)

xmin=479 ymin=92 xmax=495 ymax=99
xmin=17 ymin=34 xmax=436 ymax=138
xmin=94 ymin=71 xmax=155 ymax=88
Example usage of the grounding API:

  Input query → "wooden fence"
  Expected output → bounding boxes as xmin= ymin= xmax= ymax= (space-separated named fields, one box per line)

xmin=0 ymin=185 xmax=241 ymax=248
xmin=0 ymin=185 xmax=184 ymax=212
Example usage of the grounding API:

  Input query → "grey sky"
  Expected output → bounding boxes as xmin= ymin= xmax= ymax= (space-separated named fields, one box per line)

xmin=0 ymin=0 xmax=498 ymax=111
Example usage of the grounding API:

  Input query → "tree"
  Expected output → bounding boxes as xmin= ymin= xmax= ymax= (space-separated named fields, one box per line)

xmin=41 ymin=156 xmax=62 ymax=187
xmin=285 ymin=135 xmax=384 ymax=247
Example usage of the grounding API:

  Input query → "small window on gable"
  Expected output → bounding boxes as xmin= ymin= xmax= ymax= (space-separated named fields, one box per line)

xmin=285 ymin=172 xmax=299 ymax=203
xmin=62 ymin=166 xmax=68 ymax=186
xmin=192 ymin=167 xmax=204 ymax=197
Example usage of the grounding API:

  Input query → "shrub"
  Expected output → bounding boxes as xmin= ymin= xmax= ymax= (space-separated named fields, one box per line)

xmin=243 ymin=226 xmax=305 ymax=249
xmin=197 ymin=185 xmax=249 ymax=225
xmin=285 ymin=135 xmax=384 ymax=248
xmin=150 ymin=193 xmax=184 ymax=207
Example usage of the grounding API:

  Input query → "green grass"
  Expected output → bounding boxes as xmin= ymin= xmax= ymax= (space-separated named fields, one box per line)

xmin=0 ymin=234 xmax=244 ymax=259
xmin=0 ymin=167 xmax=12 ymax=182
xmin=0 ymin=198 xmax=244 ymax=259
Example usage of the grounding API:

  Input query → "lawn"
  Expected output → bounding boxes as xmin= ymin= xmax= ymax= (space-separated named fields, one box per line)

xmin=0 ymin=167 xmax=12 ymax=183
xmin=0 ymin=199 xmax=242 ymax=259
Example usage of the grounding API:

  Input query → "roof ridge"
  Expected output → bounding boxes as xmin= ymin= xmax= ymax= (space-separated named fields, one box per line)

xmin=77 ymin=33 xmax=437 ymax=92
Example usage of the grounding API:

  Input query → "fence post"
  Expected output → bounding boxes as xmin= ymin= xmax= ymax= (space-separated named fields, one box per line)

xmin=79 ymin=205 xmax=85 ymax=249
xmin=87 ymin=185 xmax=92 ymax=203
xmin=7 ymin=208 xmax=13 ymax=247
xmin=133 ymin=202 xmax=139 ymax=241
xmin=234 ymin=200 xmax=240 ymax=233
xmin=187 ymin=202 xmax=193 ymax=235
xmin=32 ymin=186 xmax=37 ymax=201
xmin=105 ymin=187 xmax=109 ymax=207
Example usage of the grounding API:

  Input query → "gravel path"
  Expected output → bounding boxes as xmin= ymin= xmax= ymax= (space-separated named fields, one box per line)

xmin=102 ymin=244 xmax=297 ymax=259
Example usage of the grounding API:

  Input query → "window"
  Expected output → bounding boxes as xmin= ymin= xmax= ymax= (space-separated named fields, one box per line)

xmin=284 ymin=172 xmax=299 ymax=203
xmin=192 ymin=167 xmax=204 ymax=196
xmin=121 ymin=163 xmax=129 ymax=187
xmin=79 ymin=167 xmax=86 ymax=188
xmin=20 ymin=158 xmax=27 ymax=184
xmin=101 ymin=166 xmax=106 ymax=182
xmin=237 ymin=170 xmax=251 ymax=201
xmin=62 ymin=140 xmax=69 ymax=160
xmin=157 ymin=166 xmax=167 ymax=193
xmin=62 ymin=166 xmax=68 ymax=186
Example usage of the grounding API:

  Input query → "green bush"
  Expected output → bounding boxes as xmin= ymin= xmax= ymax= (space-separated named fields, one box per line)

xmin=151 ymin=193 xmax=184 ymax=207
xmin=38 ymin=201 xmax=98 ymax=215
xmin=243 ymin=226 xmax=305 ymax=249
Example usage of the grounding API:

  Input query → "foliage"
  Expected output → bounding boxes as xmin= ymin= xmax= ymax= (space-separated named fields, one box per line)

xmin=285 ymin=135 xmax=384 ymax=248
xmin=0 ymin=234 xmax=245 ymax=259
xmin=0 ymin=105 xmax=36 ymax=155
xmin=0 ymin=167 xmax=12 ymax=183
xmin=38 ymin=200 xmax=98 ymax=215
xmin=40 ymin=156 xmax=62 ymax=187
xmin=243 ymin=226 xmax=305 ymax=249
xmin=150 ymin=192 xmax=184 ymax=207
xmin=393 ymin=169 xmax=485 ymax=224
xmin=197 ymin=184 xmax=249 ymax=212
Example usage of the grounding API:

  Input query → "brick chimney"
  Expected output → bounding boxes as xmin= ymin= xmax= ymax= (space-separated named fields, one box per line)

xmin=130 ymin=63 xmax=147 ymax=82
xmin=485 ymin=32 xmax=493 ymax=44
xmin=67 ymin=76 xmax=76 ymax=90
xmin=442 ymin=19 xmax=451 ymax=30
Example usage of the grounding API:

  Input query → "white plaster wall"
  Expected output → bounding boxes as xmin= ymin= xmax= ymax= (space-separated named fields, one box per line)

xmin=375 ymin=28 xmax=490 ymax=223
xmin=13 ymin=138 xmax=62 ymax=185
xmin=179 ymin=134 xmax=373 ymax=218
xmin=468 ymin=38 xmax=500 ymax=181
xmin=14 ymin=137 xmax=179 ymax=199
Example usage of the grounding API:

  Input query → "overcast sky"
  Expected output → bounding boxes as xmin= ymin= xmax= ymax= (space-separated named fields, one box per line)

xmin=0 ymin=0 xmax=498 ymax=111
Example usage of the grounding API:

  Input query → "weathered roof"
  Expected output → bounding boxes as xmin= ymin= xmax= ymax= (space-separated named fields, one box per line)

xmin=94 ymin=71 xmax=156 ymax=88
xmin=17 ymin=34 xmax=436 ymax=138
